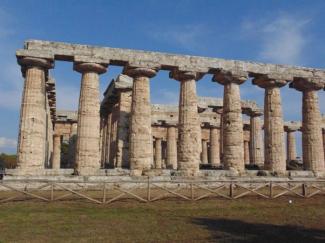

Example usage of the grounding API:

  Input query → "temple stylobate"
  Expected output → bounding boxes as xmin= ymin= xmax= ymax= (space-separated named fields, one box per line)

xmin=15 ymin=40 xmax=325 ymax=177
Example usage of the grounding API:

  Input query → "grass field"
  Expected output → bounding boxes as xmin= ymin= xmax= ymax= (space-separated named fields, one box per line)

xmin=0 ymin=196 xmax=324 ymax=243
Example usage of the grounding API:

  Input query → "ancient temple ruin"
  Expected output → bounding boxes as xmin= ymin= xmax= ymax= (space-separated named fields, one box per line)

xmin=13 ymin=40 xmax=325 ymax=178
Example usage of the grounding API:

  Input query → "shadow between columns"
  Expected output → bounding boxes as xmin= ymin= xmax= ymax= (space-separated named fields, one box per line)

xmin=191 ymin=217 xmax=325 ymax=242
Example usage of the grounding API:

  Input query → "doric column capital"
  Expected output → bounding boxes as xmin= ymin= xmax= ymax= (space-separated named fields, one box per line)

xmin=243 ymin=123 xmax=250 ymax=131
xmin=212 ymin=69 xmax=248 ymax=85
xmin=18 ymin=56 xmax=54 ymax=69
xmin=74 ymin=62 xmax=107 ymax=74
xmin=169 ymin=69 xmax=203 ymax=81
xmin=252 ymin=75 xmax=288 ymax=88
xmin=248 ymin=109 xmax=263 ymax=117
xmin=123 ymin=65 xmax=158 ymax=78
xmin=289 ymin=77 xmax=325 ymax=92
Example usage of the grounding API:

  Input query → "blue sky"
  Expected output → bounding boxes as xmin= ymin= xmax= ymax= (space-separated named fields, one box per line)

xmin=0 ymin=0 xmax=324 ymax=154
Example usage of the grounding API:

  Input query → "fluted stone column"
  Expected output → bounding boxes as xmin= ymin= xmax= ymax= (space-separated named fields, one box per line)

xmin=154 ymin=137 xmax=162 ymax=169
xmin=323 ymin=129 xmax=325 ymax=161
xmin=213 ymin=70 xmax=247 ymax=172
xmin=284 ymin=127 xmax=298 ymax=163
xmin=244 ymin=140 xmax=250 ymax=165
xmin=52 ymin=134 xmax=61 ymax=170
xmin=249 ymin=111 xmax=263 ymax=165
xmin=209 ymin=127 xmax=220 ymax=166
xmin=290 ymin=78 xmax=325 ymax=172
xmin=116 ymin=91 xmax=132 ymax=168
xmin=170 ymin=70 xmax=202 ymax=176
xmin=201 ymin=139 xmax=208 ymax=164
xmin=166 ymin=126 xmax=177 ymax=169
xmin=17 ymin=57 xmax=53 ymax=174
xmin=253 ymin=78 xmax=287 ymax=173
xmin=74 ymin=62 xmax=107 ymax=175
xmin=124 ymin=66 xmax=158 ymax=176
xmin=105 ymin=112 xmax=112 ymax=168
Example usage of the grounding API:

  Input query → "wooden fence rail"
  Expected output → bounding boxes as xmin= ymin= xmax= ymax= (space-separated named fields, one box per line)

xmin=0 ymin=179 xmax=324 ymax=204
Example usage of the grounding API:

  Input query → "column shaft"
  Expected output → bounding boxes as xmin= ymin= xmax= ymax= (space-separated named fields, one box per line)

xmin=155 ymin=138 xmax=162 ymax=169
xmin=244 ymin=140 xmax=250 ymax=165
xmin=129 ymin=74 xmax=154 ymax=175
xmin=166 ymin=126 xmax=177 ymax=169
xmin=286 ymin=131 xmax=297 ymax=162
xmin=74 ymin=63 xmax=106 ymax=175
xmin=17 ymin=66 xmax=48 ymax=172
xmin=178 ymin=78 xmax=201 ymax=175
xmin=201 ymin=140 xmax=208 ymax=164
xmin=116 ymin=91 xmax=132 ymax=168
xmin=250 ymin=116 xmax=263 ymax=165
xmin=52 ymin=134 xmax=61 ymax=170
xmin=264 ymin=86 xmax=286 ymax=172
xmin=209 ymin=127 xmax=220 ymax=166
xmin=222 ymin=82 xmax=245 ymax=171
xmin=302 ymin=90 xmax=324 ymax=171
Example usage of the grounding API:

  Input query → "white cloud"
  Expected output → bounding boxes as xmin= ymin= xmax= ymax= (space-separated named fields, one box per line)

xmin=150 ymin=24 xmax=211 ymax=51
xmin=241 ymin=13 xmax=310 ymax=65
xmin=0 ymin=137 xmax=17 ymax=148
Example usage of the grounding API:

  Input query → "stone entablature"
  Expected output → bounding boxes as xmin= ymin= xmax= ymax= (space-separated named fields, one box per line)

xmin=18 ymin=40 xmax=325 ymax=83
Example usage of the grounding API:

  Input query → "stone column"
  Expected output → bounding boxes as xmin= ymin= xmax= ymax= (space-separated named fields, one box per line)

xmin=52 ymin=134 xmax=61 ymax=170
xmin=253 ymin=78 xmax=287 ymax=173
xmin=213 ymin=70 xmax=247 ymax=172
xmin=323 ymin=129 xmax=325 ymax=162
xmin=243 ymin=124 xmax=250 ymax=165
xmin=74 ymin=62 xmax=107 ymax=175
xmin=170 ymin=70 xmax=202 ymax=176
xmin=17 ymin=57 xmax=53 ymax=174
xmin=116 ymin=90 xmax=132 ymax=168
xmin=105 ymin=112 xmax=112 ymax=168
xmin=209 ymin=126 xmax=220 ymax=166
xmin=166 ymin=126 xmax=177 ymax=169
xmin=201 ymin=139 xmax=208 ymax=164
xmin=124 ymin=66 xmax=158 ymax=176
xmin=284 ymin=126 xmax=298 ymax=163
xmin=249 ymin=111 xmax=263 ymax=166
xmin=244 ymin=140 xmax=250 ymax=165
xmin=290 ymin=78 xmax=325 ymax=172
xmin=154 ymin=137 xmax=162 ymax=169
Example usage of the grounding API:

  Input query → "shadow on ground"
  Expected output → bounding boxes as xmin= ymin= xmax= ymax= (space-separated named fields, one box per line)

xmin=192 ymin=218 xmax=325 ymax=243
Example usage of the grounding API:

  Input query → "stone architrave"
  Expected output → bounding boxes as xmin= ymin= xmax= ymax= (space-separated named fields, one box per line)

xmin=290 ymin=78 xmax=325 ymax=172
xmin=74 ymin=62 xmax=107 ymax=175
xmin=166 ymin=126 xmax=177 ymax=169
xmin=52 ymin=134 xmax=61 ymax=170
xmin=209 ymin=126 xmax=220 ymax=166
xmin=170 ymin=70 xmax=202 ymax=176
xmin=17 ymin=57 xmax=53 ymax=174
xmin=248 ymin=110 xmax=263 ymax=166
xmin=154 ymin=137 xmax=162 ymax=169
xmin=213 ymin=70 xmax=247 ymax=172
xmin=124 ymin=66 xmax=158 ymax=176
xmin=253 ymin=77 xmax=287 ymax=173
xmin=201 ymin=139 xmax=208 ymax=164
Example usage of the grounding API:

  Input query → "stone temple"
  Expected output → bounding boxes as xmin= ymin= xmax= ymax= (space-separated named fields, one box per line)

xmin=11 ymin=40 xmax=325 ymax=179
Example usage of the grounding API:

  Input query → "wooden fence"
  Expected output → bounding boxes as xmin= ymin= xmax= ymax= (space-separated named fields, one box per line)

xmin=0 ymin=179 xmax=324 ymax=204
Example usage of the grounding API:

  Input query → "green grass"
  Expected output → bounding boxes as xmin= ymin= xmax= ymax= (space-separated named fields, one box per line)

xmin=0 ymin=196 xmax=324 ymax=242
